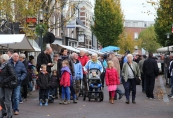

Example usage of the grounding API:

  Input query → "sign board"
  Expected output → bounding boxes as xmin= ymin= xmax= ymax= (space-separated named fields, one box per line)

xmin=66 ymin=19 xmax=76 ymax=28
xmin=78 ymin=34 xmax=85 ymax=42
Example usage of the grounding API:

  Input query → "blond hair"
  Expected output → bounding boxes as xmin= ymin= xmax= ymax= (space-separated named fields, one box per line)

xmin=62 ymin=60 xmax=69 ymax=67
xmin=107 ymin=61 xmax=113 ymax=68
xmin=41 ymin=64 xmax=47 ymax=69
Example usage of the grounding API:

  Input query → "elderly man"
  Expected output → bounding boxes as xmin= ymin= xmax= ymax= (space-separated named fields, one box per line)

xmin=19 ymin=54 xmax=29 ymax=103
xmin=78 ymin=50 xmax=89 ymax=94
xmin=37 ymin=47 xmax=53 ymax=73
xmin=108 ymin=52 xmax=124 ymax=100
xmin=7 ymin=50 xmax=14 ymax=60
xmin=9 ymin=53 xmax=27 ymax=115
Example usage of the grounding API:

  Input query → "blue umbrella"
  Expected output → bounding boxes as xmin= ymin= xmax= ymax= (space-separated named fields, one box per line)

xmin=100 ymin=46 xmax=120 ymax=52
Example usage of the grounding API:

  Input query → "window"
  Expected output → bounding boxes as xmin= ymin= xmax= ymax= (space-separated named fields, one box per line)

xmin=134 ymin=32 xmax=138 ymax=39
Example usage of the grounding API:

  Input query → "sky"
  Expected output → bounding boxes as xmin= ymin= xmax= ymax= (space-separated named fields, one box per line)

xmin=90 ymin=0 xmax=156 ymax=21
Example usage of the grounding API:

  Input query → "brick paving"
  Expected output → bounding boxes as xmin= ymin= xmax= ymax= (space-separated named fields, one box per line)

xmin=2 ymin=75 xmax=173 ymax=118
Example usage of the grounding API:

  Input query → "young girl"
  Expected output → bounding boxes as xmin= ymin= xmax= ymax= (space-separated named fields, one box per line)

xmin=105 ymin=61 xmax=120 ymax=104
xmin=59 ymin=60 xmax=71 ymax=105
xmin=36 ymin=64 xmax=51 ymax=106
xmin=50 ymin=70 xmax=58 ymax=98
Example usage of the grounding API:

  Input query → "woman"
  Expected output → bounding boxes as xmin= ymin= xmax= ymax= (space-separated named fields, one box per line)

xmin=122 ymin=54 xmax=140 ymax=104
xmin=0 ymin=54 xmax=16 ymax=118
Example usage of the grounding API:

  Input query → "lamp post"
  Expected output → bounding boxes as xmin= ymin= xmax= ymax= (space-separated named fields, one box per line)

xmin=166 ymin=33 xmax=170 ymax=55
xmin=39 ymin=9 xmax=44 ymax=52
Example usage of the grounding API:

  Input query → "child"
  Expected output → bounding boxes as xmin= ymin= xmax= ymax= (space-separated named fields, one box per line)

xmin=105 ymin=61 xmax=120 ymax=104
xmin=36 ymin=64 xmax=51 ymax=106
xmin=59 ymin=60 xmax=71 ymax=105
xmin=50 ymin=70 xmax=58 ymax=98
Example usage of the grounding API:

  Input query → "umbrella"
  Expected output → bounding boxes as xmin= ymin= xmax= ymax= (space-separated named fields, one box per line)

xmin=100 ymin=46 xmax=120 ymax=52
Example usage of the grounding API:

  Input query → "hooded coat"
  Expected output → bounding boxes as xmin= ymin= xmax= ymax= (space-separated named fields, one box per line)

xmin=60 ymin=66 xmax=71 ymax=87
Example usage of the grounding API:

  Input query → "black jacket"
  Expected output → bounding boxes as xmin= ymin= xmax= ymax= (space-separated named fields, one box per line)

xmin=22 ymin=59 xmax=29 ymax=85
xmin=143 ymin=57 xmax=159 ymax=76
xmin=36 ymin=52 xmax=52 ymax=73
xmin=0 ymin=62 xmax=17 ymax=88
xmin=57 ymin=55 xmax=75 ymax=78
xmin=50 ymin=75 xmax=58 ymax=87
xmin=36 ymin=72 xmax=51 ymax=89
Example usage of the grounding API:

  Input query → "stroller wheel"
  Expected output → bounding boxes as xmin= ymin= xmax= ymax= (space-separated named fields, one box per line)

xmin=83 ymin=95 xmax=86 ymax=101
xmin=100 ymin=92 xmax=104 ymax=102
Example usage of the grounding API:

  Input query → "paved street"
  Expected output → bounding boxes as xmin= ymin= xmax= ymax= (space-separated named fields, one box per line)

xmin=10 ymin=76 xmax=173 ymax=118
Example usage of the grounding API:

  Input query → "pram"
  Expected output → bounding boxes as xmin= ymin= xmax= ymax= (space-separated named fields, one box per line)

xmin=83 ymin=68 xmax=104 ymax=102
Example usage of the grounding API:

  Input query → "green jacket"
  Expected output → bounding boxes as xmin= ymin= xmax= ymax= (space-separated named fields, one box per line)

xmin=122 ymin=62 xmax=141 ymax=82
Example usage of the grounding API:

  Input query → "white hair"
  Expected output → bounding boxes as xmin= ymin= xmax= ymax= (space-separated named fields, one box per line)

xmin=92 ymin=53 xmax=98 ymax=57
xmin=19 ymin=53 xmax=26 ymax=59
xmin=127 ymin=54 xmax=133 ymax=60
xmin=80 ymin=49 xmax=86 ymax=53
xmin=71 ymin=52 xmax=77 ymax=58
xmin=1 ymin=54 xmax=9 ymax=61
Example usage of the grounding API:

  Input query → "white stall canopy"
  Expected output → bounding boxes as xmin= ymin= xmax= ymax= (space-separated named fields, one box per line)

xmin=87 ymin=49 xmax=104 ymax=55
xmin=77 ymin=48 xmax=95 ymax=54
xmin=0 ymin=34 xmax=39 ymax=51
xmin=157 ymin=46 xmax=173 ymax=53
xmin=59 ymin=44 xmax=80 ymax=53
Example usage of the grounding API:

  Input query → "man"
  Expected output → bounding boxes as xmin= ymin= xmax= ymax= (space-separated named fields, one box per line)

xmin=108 ymin=52 xmax=124 ymax=100
xmin=37 ymin=47 xmax=53 ymax=73
xmin=7 ymin=50 xmax=14 ymax=59
xmin=139 ymin=55 xmax=147 ymax=93
xmin=168 ymin=54 xmax=173 ymax=98
xmin=9 ymin=53 xmax=27 ymax=115
xmin=78 ymin=50 xmax=89 ymax=94
xmin=143 ymin=53 xmax=159 ymax=99
xmin=57 ymin=48 xmax=75 ymax=97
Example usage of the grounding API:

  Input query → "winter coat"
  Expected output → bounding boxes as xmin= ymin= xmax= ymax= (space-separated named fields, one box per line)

xmin=60 ymin=66 xmax=71 ymax=87
xmin=73 ymin=60 xmax=83 ymax=80
xmin=10 ymin=60 xmax=27 ymax=86
xmin=36 ymin=52 xmax=53 ymax=73
xmin=57 ymin=55 xmax=74 ymax=78
xmin=51 ymin=75 xmax=58 ymax=87
xmin=22 ymin=59 xmax=29 ymax=85
xmin=111 ymin=56 xmax=120 ymax=77
xmin=105 ymin=68 xmax=120 ymax=86
xmin=143 ymin=57 xmax=159 ymax=76
xmin=0 ymin=62 xmax=17 ymax=88
xmin=78 ymin=55 xmax=89 ymax=75
xmin=36 ymin=71 xmax=51 ymax=89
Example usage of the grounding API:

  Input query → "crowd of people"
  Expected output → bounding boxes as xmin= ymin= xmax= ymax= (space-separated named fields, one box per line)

xmin=0 ymin=47 xmax=164 ymax=118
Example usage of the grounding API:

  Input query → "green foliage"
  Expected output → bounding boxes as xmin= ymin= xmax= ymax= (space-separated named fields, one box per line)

xmin=154 ymin=0 xmax=173 ymax=46
xmin=138 ymin=26 xmax=160 ymax=52
xmin=35 ymin=24 xmax=48 ymax=36
xmin=91 ymin=0 xmax=123 ymax=47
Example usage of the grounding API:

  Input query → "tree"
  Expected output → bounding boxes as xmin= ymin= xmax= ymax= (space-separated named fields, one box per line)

xmin=91 ymin=0 xmax=123 ymax=47
xmin=138 ymin=26 xmax=160 ymax=52
xmin=152 ymin=0 xmax=173 ymax=46
xmin=117 ymin=31 xmax=137 ymax=54
xmin=0 ymin=0 xmax=81 ymax=38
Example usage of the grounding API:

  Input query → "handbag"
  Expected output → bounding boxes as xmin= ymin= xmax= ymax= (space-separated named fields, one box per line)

xmin=127 ymin=63 xmax=141 ymax=85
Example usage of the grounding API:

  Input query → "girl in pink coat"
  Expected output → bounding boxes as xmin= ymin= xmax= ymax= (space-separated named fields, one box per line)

xmin=105 ymin=61 xmax=120 ymax=104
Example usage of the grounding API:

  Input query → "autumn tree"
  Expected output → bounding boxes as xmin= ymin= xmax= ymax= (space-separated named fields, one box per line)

xmin=91 ymin=0 xmax=123 ymax=47
xmin=138 ymin=26 xmax=160 ymax=52
xmin=117 ymin=31 xmax=137 ymax=54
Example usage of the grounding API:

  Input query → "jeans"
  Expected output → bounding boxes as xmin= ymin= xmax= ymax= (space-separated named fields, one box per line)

xmin=145 ymin=74 xmax=155 ymax=98
xmin=39 ymin=89 xmax=49 ymax=100
xmin=124 ymin=79 xmax=136 ymax=101
xmin=49 ymin=87 xmax=56 ymax=96
xmin=141 ymin=73 xmax=146 ymax=92
xmin=171 ymin=76 xmax=173 ymax=95
xmin=28 ymin=82 xmax=33 ymax=91
xmin=61 ymin=86 xmax=70 ymax=101
xmin=0 ymin=87 xmax=13 ymax=117
xmin=12 ymin=85 xmax=21 ymax=112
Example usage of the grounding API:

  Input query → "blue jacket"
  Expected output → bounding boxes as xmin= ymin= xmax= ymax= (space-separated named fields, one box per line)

xmin=84 ymin=60 xmax=103 ymax=73
xmin=73 ymin=60 xmax=83 ymax=80
xmin=10 ymin=60 xmax=27 ymax=85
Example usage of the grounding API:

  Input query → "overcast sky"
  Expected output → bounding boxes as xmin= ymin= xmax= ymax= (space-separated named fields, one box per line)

xmin=90 ymin=0 xmax=156 ymax=21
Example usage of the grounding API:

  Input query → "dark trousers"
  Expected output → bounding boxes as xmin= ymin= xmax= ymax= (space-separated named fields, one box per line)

xmin=22 ymin=85 xmax=28 ymax=99
xmin=49 ymin=87 xmax=56 ymax=96
xmin=83 ymin=74 xmax=88 ymax=92
xmin=145 ymin=74 xmax=155 ymax=98
xmin=141 ymin=73 xmax=146 ymax=92
xmin=124 ymin=79 xmax=136 ymax=100
xmin=100 ymin=72 xmax=105 ymax=87
xmin=39 ymin=89 xmax=49 ymax=100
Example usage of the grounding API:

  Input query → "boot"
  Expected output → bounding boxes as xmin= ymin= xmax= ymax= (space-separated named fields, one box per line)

xmin=111 ymin=98 xmax=114 ymax=104
xmin=44 ymin=99 xmax=48 ymax=106
xmin=39 ymin=99 xmax=43 ymax=106
xmin=109 ymin=98 xmax=111 ymax=103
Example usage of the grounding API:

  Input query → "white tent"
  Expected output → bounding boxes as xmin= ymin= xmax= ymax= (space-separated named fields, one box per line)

xmin=87 ymin=49 xmax=104 ymax=55
xmin=59 ymin=44 xmax=80 ymax=53
xmin=157 ymin=46 xmax=173 ymax=53
xmin=77 ymin=48 xmax=95 ymax=54
xmin=0 ymin=34 xmax=40 ymax=51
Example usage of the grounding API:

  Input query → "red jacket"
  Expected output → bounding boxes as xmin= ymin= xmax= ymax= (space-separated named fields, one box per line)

xmin=78 ymin=55 xmax=89 ymax=74
xmin=105 ymin=68 xmax=120 ymax=86
xmin=60 ymin=71 xmax=70 ymax=87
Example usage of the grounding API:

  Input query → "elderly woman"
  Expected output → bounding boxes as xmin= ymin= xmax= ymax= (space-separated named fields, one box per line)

xmin=122 ymin=54 xmax=140 ymax=104
xmin=0 ymin=54 xmax=16 ymax=118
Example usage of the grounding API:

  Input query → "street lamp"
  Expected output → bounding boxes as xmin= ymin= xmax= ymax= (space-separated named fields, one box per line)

xmin=39 ymin=9 xmax=44 ymax=52
xmin=166 ymin=33 xmax=170 ymax=55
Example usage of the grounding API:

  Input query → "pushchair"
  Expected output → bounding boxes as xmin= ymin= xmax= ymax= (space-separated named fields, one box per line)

xmin=83 ymin=68 xmax=104 ymax=102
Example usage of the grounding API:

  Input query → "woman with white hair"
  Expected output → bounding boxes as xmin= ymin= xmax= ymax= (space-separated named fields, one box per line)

xmin=0 ymin=54 xmax=17 ymax=118
xmin=122 ymin=54 xmax=140 ymax=104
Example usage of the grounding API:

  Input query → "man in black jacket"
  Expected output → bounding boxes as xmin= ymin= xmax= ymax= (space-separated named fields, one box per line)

xmin=36 ymin=47 xmax=53 ymax=73
xmin=143 ymin=53 xmax=159 ymax=99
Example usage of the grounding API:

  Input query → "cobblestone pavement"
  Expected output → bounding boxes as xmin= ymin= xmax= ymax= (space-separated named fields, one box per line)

xmin=4 ymin=76 xmax=173 ymax=118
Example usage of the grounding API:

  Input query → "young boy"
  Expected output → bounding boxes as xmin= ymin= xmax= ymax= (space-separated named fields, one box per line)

xmin=36 ymin=64 xmax=51 ymax=106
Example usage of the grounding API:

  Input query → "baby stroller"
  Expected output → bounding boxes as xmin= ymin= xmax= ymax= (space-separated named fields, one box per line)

xmin=83 ymin=68 xmax=104 ymax=102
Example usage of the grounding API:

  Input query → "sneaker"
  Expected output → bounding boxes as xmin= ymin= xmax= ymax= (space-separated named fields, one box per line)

xmin=73 ymin=99 xmax=77 ymax=103
xmin=170 ymin=96 xmax=173 ymax=98
xmin=14 ymin=111 xmax=19 ymax=115
xmin=44 ymin=102 xmax=48 ymax=106
xmin=63 ymin=101 xmax=68 ymax=105
xmin=59 ymin=100 xmax=64 ymax=104
xmin=67 ymin=100 xmax=70 ymax=104
xmin=39 ymin=100 xmax=43 ymax=106
xmin=126 ymin=100 xmax=130 ymax=104
xmin=132 ymin=100 xmax=136 ymax=104
xmin=23 ymin=99 xmax=27 ymax=102
xmin=150 ymin=97 xmax=155 ymax=100
xmin=19 ymin=101 xmax=23 ymax=104
xmin=168 ymin=94 xmax=172 ymax=97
